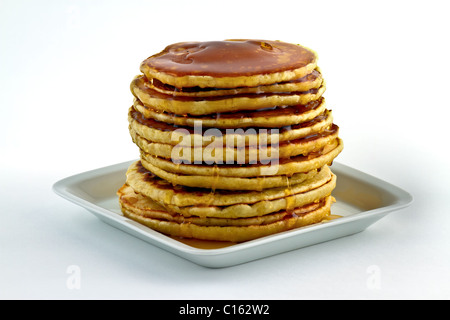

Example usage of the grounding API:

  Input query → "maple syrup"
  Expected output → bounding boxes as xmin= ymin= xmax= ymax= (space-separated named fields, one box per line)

xmin=141 ymin=40 xmax=316 ymax=77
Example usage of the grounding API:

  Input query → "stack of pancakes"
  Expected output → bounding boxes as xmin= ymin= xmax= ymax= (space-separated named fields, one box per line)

xmin=118 ymin=39 xmax=343 ymax=243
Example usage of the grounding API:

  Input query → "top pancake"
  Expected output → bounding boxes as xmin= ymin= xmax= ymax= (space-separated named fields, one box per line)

xmin=148 ymin=68 xmax=323 ymax=98
xmin=140 ymin=39 xmax=318 ymax=89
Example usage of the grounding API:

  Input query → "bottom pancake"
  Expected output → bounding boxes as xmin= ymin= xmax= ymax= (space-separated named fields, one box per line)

xmin=118 ymin=183 xmax=333 ymax=242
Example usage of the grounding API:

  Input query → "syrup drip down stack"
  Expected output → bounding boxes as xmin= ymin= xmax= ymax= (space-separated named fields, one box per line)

xmin=118 ymin=39 xmax=344 ymax=243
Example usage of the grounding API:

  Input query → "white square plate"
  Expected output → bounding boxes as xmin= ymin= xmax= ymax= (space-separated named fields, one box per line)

xmin=53 ymin=161 xmax=413 ymax=268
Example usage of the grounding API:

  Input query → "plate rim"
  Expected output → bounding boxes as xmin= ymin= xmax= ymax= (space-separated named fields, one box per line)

xmin=52 ymin=160 xmax=413 ymax=261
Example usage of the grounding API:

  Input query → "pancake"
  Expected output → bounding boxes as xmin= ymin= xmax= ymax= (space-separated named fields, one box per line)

xmin=139 ymin=138 xmax=343 ymax=178
xmin=118 ymin=183 xmax=325 ymax=227
xmin=162 ymin=174 xmax=335 ymax=219
xmin=133 ymin=96 xmax=328 ymax=129
xmin=118 ymin=39 xmax=344 ymax=243
xmin=140 ymin=39 xmax=318 ymax=89
xmin=128 ymin=106 xmax=334 ymax=146
xmin=148 ymin=68 xmax=323 ymax=98
xmin=139 ymin=157 xmax=321 ymax=191
xmin=129 ymin=124 xmax=339 ymax=164
xmin=131 ymin=74 xmax=326 ymax=116
xmin=125 ymin=160 xmax=333 ymax=208
xmin=119 ymin=189 xmax=332 ymax=243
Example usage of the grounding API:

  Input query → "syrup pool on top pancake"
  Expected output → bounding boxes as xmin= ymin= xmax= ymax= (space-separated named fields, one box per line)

xmin=140 ymin=39 xmax=318 ymax=88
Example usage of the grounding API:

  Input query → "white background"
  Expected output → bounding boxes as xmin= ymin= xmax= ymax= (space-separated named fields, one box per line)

xmin=1 ymin=0 xmax=449 ymax=299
